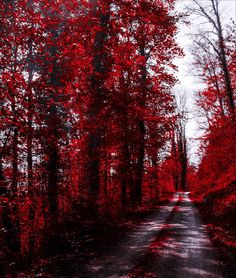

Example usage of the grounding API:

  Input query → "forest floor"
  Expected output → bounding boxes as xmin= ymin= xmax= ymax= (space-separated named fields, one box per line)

xmin=10 ymin=192 xmax=232 ymax=278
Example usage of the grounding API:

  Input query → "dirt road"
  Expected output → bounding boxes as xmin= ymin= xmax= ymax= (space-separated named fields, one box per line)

xmin=81 ymin=192 xmax=224 ymax=278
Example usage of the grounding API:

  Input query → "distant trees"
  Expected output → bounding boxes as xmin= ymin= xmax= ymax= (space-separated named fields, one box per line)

xmin=159 ymin=91 xmax=189 ymax=193
xmin=175 ymin=92 xmax=188 ymax=191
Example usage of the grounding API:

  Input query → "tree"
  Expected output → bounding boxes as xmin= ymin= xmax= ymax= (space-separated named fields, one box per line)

xmin=86 ymin=0 xmax=112 ymax=205
xmin=0 ymin=0 xmax=184 ymax=267
xmin=189 ymin=1 xmax=236 ymax=194
xmin=189 ymin=0 xmax=235 ymax=117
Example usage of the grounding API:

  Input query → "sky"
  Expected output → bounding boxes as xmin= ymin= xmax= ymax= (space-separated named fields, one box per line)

xmin=173 ymin=0 xmax=236 ymax=165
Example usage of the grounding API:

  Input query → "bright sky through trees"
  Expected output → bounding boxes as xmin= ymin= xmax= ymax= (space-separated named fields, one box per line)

xmin=174 ymin=0 xmax=236 ymax=165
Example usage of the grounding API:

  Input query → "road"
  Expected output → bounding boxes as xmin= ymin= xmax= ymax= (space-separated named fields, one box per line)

xmin=80 ymin=192 xmax=223 ymax=278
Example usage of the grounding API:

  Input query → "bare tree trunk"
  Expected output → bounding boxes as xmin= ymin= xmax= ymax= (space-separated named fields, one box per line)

xmin=212 ymin=0 xmax=235 ymax=116
xmin=208 ymin=67 xmax=225 ymax=117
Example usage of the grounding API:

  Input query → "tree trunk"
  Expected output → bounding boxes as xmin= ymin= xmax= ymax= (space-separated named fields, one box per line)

xmin=120 ymin=130 xmax=130 ymax=208
xmin=134 ymin=44 xmax=147 ymax=206
xmin=27 ymin=37 xmax=33 ymax=192
xmin=208 ymin=67 xmax=225 ymax=117
xmin=213 ymin=2 xmax=235 ymax=116
xmin=151 ymin=157 xmax=159 ymax=203
xmin=46 ymin=33 xmax=61 ymax=219
xmin=12 ymin=127 xmax=18 ymax=195
xmin=219 ymin=39 xmax=235 ymax=116
xmin=47 ymin=102 xmax=59 ymax=217
xmin=178 ymin=131 xmax=187 ymax=191
xmin=87 ymin=1 xmax=110 ymax=203
xmin=0 ymin=129 xmax=12 ymax=195
xmin=135 ymin=120 xmax=145 ymax=206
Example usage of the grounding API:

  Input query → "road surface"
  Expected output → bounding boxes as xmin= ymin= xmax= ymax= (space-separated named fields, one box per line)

xmin=80 ymin=192 xmax=223 ymax=278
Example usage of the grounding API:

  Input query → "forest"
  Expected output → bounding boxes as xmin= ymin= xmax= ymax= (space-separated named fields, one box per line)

xmin=0 ymin=0 xmax=235 ymax=277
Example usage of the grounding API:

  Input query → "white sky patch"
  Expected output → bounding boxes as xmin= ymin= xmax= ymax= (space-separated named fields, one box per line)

xmin=173 ymin=0 xmax=236 ymax=165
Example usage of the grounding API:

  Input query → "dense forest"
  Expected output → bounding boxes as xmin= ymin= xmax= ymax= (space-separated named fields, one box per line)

xmin=0 ymin=0 xmax=235 ymax=277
